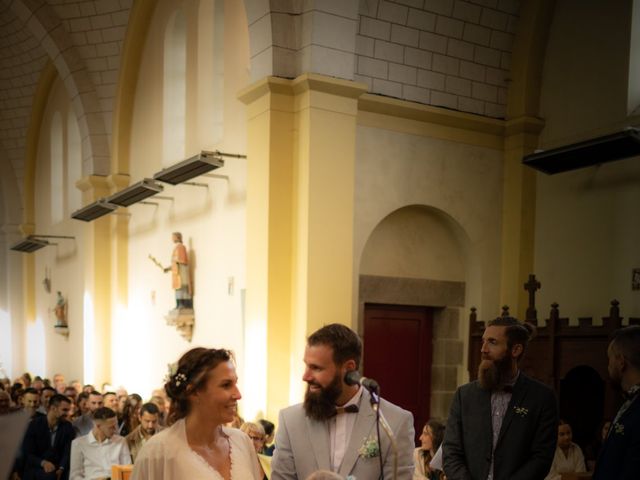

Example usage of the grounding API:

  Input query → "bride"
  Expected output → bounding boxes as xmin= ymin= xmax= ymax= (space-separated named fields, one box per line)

xmin=132 ymin=348 xmax=262 ymax=479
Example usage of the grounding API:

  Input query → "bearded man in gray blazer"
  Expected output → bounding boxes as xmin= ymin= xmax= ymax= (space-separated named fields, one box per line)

xmin=271 ymin=323 xmax=415 ymax=480
xmin=443 ymin=316 xmax=558 ymax=480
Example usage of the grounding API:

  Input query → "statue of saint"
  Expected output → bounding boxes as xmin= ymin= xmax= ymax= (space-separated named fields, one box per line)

xmin=164 ymin=232 xmax=192 ymax=309
xmin=54 ymin=291 xmax=67 ymax=327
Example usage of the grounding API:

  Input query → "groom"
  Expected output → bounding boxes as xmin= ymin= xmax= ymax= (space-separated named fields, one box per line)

xmin=271 ymin=323 xmax=415 ymax=479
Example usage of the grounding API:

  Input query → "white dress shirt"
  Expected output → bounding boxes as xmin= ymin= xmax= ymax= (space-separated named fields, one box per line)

xmin=70 ymin=430 xmax=131 ymax=479
xmin=329 ymin=386 xmax=363 ymax=472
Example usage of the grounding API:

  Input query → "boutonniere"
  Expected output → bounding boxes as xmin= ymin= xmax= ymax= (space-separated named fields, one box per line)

xmin=513 ymin=406 xmax=529 ymax=417
xmin=613 ymin=422 xmax=625 ymax=435
xmin=358 ymin=436 xmax=380 ymax=458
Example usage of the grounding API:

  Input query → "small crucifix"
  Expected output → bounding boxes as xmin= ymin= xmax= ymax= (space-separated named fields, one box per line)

xmin=524 ymin=274 xmax=541 ymax=324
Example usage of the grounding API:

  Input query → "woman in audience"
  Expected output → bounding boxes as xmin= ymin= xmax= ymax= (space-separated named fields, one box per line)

xmin=414 ymin=419 xmax=445 ymax=479
xmin=120 ymin=393 xmax=143 ymax=436
xmin=241 ymin=422 xmax=270 ymax=479
xmin=545 ymin=420 xmax=586 ymax=480
xmin=132 ymin=347 xmax=262 ymax=479
xmin=258 ymin=419 xmax=276 ymax=456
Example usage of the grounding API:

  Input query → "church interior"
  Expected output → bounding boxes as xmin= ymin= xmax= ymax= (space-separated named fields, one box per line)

xmin=1 ymin=0 xmax=639 ymax=456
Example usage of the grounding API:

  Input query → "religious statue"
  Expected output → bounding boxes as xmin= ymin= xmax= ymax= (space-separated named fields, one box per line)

xmin=54 ymin=291 xmax=67 ymax=328
xmin=149 ymin=232 xmax=194 ymax=341
xmin=149 ymin=232 xmax=193 ymax=309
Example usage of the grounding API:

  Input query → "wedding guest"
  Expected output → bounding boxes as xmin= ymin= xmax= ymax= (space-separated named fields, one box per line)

xmin=545 ymin=420 xmax=586 ymax=480
xmin=132 ymin=347 xmax=262 ymax=479
xmin=414 ymin=419 xmax=445 ymax=479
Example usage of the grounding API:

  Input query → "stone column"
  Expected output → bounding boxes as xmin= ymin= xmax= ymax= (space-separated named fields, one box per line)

xmin=76 ymin=175 xmax=112 ymax=387
xmin=239 ymin=74 xmax=366 ymax=419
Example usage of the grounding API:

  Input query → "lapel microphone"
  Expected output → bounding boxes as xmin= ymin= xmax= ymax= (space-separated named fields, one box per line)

xmin=344 ymin=370 xmax=380 ymax=393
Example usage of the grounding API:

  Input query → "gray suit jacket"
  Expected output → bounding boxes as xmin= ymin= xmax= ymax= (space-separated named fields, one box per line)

xmin=443 ymin=372 xmax=558 ymax=480
xmin=271 ymin=389 xmax=415 ymax=480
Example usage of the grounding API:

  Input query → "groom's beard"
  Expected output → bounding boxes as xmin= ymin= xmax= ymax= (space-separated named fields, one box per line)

xmin=303 ymin=373 xmax=343 ymax=421
xmin=478 ymin=354 xmax=514 ymax=391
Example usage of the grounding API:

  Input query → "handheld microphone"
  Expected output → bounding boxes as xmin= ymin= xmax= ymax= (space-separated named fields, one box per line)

xmin=344 ymin=370 xmax=379 ymax=393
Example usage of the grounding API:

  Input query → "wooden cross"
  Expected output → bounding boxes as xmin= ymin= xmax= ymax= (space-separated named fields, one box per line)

xmin=524 ymin=274 xmax=541 ymax=324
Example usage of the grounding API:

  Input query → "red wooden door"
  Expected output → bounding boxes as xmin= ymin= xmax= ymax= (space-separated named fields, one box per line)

xmin=363 ymin=303 xmax=433 ymax=443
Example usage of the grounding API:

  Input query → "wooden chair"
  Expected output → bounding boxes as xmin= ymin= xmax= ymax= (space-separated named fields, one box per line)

xmin=111 ymin=464 xmax=134 ymax=480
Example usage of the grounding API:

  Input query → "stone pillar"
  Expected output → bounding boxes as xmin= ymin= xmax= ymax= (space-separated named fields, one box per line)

xmin=0 ymin=224 xmax=25 ymax=378
xmin=239 ymin=74 xmax=366 ymax=419
xmin=76 ymin=175 xmax=112 ymax=386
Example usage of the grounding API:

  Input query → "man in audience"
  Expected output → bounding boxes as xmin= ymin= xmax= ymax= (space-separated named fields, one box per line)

xmin=38 ymin=386 xmax=56 ymax=415
xmin=63 ymin=386 xmax=78 ymax=402
xmin=593 ymin=325 xmax=640 ymax=479
xmin=148 ymin=394 xmax=167 ymax=426
xmin=76 ymin=392 xmax=90 ymax=418
xmin=443 ymin=316 xmax=558 ymax=480
xmin=21 ymin=387 xmax=43 ymax=419
xmin=70 ymin=406 xmax=131 ymax=479
xmin=271 ymin=323 xmax=415 ymax=479
xmin=125 ymin=402 xmax=160 ymax=462
xmin=103 ymin=392 xmax=118 ymax=412
xmin=259 ymin=419 xmax=276 ymax=456
xmin=53 ymin=373 xmax=66 ymax=394
xmin=21 ymin=394 xmax=75 ymax=480
xmin=72 ymin=391 xmax=103 ymax=435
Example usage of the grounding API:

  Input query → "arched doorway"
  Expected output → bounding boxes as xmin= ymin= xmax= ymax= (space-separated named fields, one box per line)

xmin=359 ymin=205 xmax=469 ymax=440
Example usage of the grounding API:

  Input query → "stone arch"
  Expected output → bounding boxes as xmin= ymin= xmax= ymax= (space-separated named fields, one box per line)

xmin=10 ymin=0 xmax=110 ymax=177
xmin=360 ymin=204 xmax=471 ymax=282
xmin=357 ymin=204 xmax=473 ymax=419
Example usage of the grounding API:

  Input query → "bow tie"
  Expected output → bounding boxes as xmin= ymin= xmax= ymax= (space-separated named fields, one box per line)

xmin=334 ymin=404 xmax=359 ymax=415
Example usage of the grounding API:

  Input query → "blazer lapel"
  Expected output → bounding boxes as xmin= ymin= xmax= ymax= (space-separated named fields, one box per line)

xmin=338 ymin=391 xmax=376 ymax=477
xmin=306 ymin=415 xmax=332 ymax=471
xmin=496 ymin=374 xmax=528 ymax=448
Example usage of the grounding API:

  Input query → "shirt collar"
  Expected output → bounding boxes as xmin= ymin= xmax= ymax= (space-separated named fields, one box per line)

xmin=337 ymin=385 xmax=363 ymax=409
xmin=87 ymin=430 xmax=111 ymax=445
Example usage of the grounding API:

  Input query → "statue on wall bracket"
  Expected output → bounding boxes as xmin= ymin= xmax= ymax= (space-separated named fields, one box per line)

xmin=149 ymin=231 xmax=194 ymax=342
xmin=53 ymin=291 xmax=69 ymax=337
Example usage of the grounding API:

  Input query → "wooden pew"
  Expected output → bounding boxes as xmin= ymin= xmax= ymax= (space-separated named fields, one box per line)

xmin=111 ymin=464 xmax=134 ymax=480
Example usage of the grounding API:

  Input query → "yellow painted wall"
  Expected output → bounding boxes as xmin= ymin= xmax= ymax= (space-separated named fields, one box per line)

xmin=534 ymin=0 xmax=640 ymax=320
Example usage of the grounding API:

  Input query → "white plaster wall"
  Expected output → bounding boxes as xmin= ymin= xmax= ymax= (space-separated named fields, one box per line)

xmin=360 ymin=205 xmax=465 ymax=282
xmin=354 ymin=124 xmax=504 ymax=319
xmin=119 ymin=0 xmax=250 ymax=400
xmin=534 ymin=0 xmax=640 ymax=321
xmin=32 ymin=77 xmax=87 ymax=382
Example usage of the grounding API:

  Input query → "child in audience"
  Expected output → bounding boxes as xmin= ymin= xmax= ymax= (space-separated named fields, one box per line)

xmin=545 ymin=420 xmax=586 ymax=480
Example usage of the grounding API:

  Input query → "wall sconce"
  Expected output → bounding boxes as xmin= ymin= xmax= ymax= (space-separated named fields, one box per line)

xmin=10 ymin=235 xmax=75 ymax=253
xmin=524 ymin=128 xmax=640 ymax=174
xmin=154 ymin=151 xmax=225 ymax=185
xmin=107 ymin=178 xmax=164 ymax=207
xmin=71 ymin=199 xmax=117 ymax=222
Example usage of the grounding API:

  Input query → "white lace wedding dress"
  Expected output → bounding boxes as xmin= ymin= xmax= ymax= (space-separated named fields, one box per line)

xmin=132 ymin=419 xmax=262 ymax=479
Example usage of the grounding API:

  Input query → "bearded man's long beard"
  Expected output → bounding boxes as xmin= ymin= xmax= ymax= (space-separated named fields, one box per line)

xmin=303 ymin=374 xmax=342 ymax=421
xmin=478 ymin=355 xmax=514 ymax=391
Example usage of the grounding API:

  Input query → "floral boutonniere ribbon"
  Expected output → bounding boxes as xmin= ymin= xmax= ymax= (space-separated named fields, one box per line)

xmin=358 ymin=436 xmax=380 ymax=458
xmin=612 ymin=422 xmax=625 ymax=435
xmin=513 ymin=406 xmax=529 ymax=417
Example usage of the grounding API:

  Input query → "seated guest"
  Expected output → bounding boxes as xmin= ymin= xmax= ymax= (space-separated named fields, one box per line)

xmin=414 ymin=419 xmax=445 ymax=479
xmin=120 ymin=393 xmax=142 ymax=437
xmin=74 ymin=392 xmax=89 ymax=419
xmin=149 ymin=395 xmax=167 ymax=427
xmin=53 ymin=374 xmax=66 ymax=394
xmin=103 ymin=391 xmax=118 ymax=412
xmin=22 ymin=387 xmax=43 ymax=419
xmin=125 ymin=402 xmax=160 ymax=462
xmin=72 ymin=391 xmax=103 ymax=436
xmin=241 ymin=422 xmax=269 ymax=479
xmin=21 ymin=394 xmax=76 ymax=480
xmin=69 ymin=406 xmax=131 ymax=479
xmin=545 ymin=420 xmax=586 ymax=480
xmin=258 ymin=419 xmax=275 ymax=456
xmin=38 ymin=386 xmax=56 ymax=415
